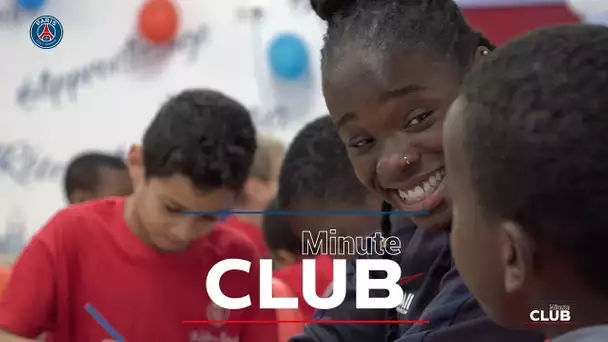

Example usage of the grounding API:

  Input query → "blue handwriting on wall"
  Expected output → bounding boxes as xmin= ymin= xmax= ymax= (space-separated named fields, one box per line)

xmin=0 ymin=141 xmax=64 ymax=186
xmin=0 ymin=142 xmax=127 ymax=186
xmin=16 ymin=24 xmax=209 ymax=108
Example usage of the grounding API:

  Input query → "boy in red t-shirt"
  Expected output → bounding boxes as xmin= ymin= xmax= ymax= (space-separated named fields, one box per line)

xmin=0 ymin=90 xmax=278 ymax=342
xmin=265 ymin=116 xmax=382 ymax=321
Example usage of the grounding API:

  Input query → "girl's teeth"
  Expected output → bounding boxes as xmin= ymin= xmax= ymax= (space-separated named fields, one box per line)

xmin=396 ymin=168 xmax=445 ymax=203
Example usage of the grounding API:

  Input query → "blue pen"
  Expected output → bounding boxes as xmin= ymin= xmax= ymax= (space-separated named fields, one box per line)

xmin=84 ymin=303 xmax=126 ymax=342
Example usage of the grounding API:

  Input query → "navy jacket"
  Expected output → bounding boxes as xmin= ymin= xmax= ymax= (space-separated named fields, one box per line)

xmin=289 ymin=216 xmax=546 ymax=342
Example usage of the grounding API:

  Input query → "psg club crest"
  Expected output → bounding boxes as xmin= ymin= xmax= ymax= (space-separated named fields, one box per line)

xmin=30 ymin=15 xmax=64 ymax=49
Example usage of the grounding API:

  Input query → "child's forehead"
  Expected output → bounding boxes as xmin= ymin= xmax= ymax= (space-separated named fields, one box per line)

xmin=151 ymin=175 xmax=236 ymax=211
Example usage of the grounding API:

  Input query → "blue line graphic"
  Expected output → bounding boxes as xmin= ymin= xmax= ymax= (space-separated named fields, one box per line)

xmin=182 ymin=210 xmax=429 ymax=215
xmin=84 ymin=303 xmax=126 ymax=342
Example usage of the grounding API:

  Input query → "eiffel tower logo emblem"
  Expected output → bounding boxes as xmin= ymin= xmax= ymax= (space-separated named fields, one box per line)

xmin=38 ymin=23 xmax=55 ymax=41
xmin=30 ymin=15 xmax=64 ymax=49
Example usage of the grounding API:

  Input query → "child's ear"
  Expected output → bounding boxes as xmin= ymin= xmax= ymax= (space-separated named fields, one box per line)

xmin=69 ymin=189 xmax=94 ymax=204
xmin=126 ymin=144 xmax=144 ymax=183
xmin=500 ymin=221 xmax=533 ymax=295
xmin=275 ymin=249 xmax=298 ymax=269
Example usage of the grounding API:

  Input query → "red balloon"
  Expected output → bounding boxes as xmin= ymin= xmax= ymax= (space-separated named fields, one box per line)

xmin=138 ymin=0 xmax=179 ymax=44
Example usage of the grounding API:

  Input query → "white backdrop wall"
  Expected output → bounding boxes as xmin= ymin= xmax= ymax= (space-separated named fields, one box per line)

xmin=0 ymin=0 xmax=328 ymax=247
xmin=0 ymin=0 xmax=593 ymax=253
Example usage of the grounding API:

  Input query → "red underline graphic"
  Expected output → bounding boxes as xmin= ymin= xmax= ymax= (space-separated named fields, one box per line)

xmin=525 ymin=322 xmax=579 ymax=325
xmin=399 ymin=273 xmax=424 ymax=285
xmin=183 ymin=320 xmax=429 ymax=324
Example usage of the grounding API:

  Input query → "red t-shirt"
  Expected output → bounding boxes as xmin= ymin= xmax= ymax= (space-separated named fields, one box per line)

xmin=224 ymin=216 xmax=270 ymax=258
xmin=272 ymin=256 xmax=334 ymax=320
xmin=0 ymin=198 xmax=278 ymax=342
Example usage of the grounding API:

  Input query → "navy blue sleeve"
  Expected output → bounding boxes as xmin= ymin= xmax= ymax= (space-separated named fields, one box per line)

xmin=288 ymin=218 xmax=428 ymax=342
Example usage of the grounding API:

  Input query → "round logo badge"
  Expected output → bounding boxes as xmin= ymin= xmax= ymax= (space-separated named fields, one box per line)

xmin=30 ymin=15 xmax=64 ymax=49
xmin=206 ymin=302 xmax=230 ymax=328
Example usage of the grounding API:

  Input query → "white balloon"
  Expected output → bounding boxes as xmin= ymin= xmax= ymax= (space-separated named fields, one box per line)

xmin=566 ymin=0 xmax=608 ymax=16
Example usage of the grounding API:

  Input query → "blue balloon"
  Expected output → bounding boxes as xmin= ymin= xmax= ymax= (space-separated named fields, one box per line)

xmin=16 ymin=0 xmax=46 ymax=11
xmin=268 ymin=33 xmax=309 ymax=80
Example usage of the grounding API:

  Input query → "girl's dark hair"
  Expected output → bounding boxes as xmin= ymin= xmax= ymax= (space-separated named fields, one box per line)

xmin=311 ymin=0 xmax=496 ymax=79
xmin=380 ymin=201 xmax=397 ymax=341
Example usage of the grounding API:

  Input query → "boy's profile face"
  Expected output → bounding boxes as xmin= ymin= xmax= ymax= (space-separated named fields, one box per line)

xmin=443 ymin=99 xmax=531 ymax=328
xmin=127 ymin=146 xmax=236 ymax=253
